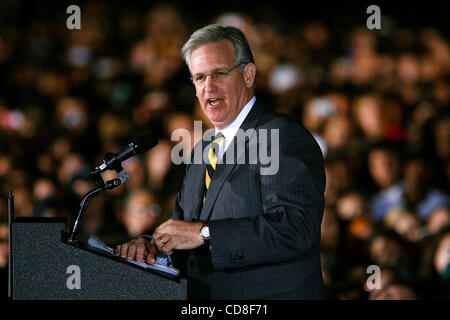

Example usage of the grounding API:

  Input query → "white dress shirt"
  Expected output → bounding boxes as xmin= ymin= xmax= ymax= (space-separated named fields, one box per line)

xmin=214 ymin=96 xmax=256 ymax=162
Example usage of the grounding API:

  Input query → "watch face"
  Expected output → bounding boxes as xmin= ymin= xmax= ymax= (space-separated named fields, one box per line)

xmin=201 ymin=226 xmax=210 ymax=238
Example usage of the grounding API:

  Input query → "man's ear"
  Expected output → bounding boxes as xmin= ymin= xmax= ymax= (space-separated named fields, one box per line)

xmin=243 ymin=63 xmax=256 ymax=88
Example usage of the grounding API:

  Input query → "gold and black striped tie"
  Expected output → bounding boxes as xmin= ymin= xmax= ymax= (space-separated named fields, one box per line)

xmin=204 ymin=132 xmax=225 ymax=203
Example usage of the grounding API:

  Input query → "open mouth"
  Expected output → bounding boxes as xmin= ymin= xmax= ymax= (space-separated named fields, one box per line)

xmin=207 ymin=98 xmax=221 ymax=106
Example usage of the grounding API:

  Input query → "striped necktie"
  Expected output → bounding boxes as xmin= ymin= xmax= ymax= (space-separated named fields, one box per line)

xmin=204 ymin=132 xmax=225 ymax=203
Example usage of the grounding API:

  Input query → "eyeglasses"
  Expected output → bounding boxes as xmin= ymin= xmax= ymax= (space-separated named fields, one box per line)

xmin=190 ymin=62 xmax=246 ymax=85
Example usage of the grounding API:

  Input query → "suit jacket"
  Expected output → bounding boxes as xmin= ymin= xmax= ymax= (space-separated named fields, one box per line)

xmin=171 ymin=101 xmax=326 ymax=300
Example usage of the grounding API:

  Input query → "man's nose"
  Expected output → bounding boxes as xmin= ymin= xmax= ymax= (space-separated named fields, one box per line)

xmin=204 ymin=75 xmax=218 ymax=92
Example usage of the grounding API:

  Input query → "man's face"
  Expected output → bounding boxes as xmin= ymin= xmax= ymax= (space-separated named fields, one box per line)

xmin=190 ymin=40 xmax=254 ymax=130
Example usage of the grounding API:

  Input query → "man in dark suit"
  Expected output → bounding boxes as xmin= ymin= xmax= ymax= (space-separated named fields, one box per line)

xmin=116 ymin=24 xmax=326 ymax=299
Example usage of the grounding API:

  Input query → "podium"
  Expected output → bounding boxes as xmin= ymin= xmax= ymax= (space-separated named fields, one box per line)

xmin=10 ymin=217 xmax=187 ymax=300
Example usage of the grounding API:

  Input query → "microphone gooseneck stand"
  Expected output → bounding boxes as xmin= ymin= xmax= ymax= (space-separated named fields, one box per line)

xmin=67 ymin=164 xmax=129 ymax=244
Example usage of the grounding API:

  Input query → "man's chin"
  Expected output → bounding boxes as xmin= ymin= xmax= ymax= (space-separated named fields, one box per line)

xmin=206 ymin=112 xmax=226 ymax=127
xmin=210 ymin=120 xmax=225 ymax=129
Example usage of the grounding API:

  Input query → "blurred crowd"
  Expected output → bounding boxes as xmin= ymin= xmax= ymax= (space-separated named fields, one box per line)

xmin=0 ymin=1 xmax=449 ymax=299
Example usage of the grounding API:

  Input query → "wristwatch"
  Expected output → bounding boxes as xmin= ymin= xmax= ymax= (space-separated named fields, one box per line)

xmin=200 ymin=225 xmax=210 ymax=242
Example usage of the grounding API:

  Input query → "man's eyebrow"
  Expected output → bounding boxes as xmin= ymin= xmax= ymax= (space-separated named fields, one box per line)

xmin=192 ymin=67 xmax=229 ymax=76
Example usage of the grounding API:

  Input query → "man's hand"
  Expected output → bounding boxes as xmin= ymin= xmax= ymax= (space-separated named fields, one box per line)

xmin=151 ymin=219 xmax=204 ymax=255
xmin=114 ymin=238 xmax=157 ymax=264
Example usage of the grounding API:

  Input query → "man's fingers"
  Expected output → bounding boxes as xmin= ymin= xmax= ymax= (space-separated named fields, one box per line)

xmin=127 ymin=242 xmax=137 ymax=260
xmin=120 ymin=242 xmax=129 ymax=258
xmin=136 ymin=244 xmax=147 ymax=263
xmin=151 ymin=232 xmax=166 ymax=248
xmin=146 ymin=254 xmax=156 ymax=264
xmin=146 ymin=244 xmax=158 ymax=264
xmin=151 ymin=230 xmax=163 ymax=245
xmin=160 ymin=238 xmax=176 ymax=255
xmin=154 ymin=235 xmax=171 ymax=251
xmin=115 ymin=239 xmax=154 ymax=262
xmin=115 ymin=219 xmax=201 ymax=262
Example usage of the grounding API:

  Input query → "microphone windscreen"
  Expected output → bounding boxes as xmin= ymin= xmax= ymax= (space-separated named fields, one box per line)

xmin=132 ymin=129 xmax=159 ymax=153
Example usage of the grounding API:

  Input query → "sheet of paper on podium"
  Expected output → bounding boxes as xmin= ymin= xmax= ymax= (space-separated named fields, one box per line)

xmin=86 ymin=235 xmax=180 ymax=277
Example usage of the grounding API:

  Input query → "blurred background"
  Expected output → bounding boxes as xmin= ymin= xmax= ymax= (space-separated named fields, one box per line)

xmin=0 ymin=0 xmax=449 ymax=300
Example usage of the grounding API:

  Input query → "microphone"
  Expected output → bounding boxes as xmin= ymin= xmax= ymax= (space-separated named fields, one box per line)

xmin=68 ymin=130 xmax=158 ymax=243
xmin=91 ymin=129 xmax=158 ymax=175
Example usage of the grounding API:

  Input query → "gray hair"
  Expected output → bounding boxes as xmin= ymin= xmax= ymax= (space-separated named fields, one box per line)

xmin=181 ymin=24 xmax=255 ymax=72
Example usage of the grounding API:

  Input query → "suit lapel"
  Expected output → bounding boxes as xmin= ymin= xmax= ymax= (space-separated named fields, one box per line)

xmin=188 ymin=139 xmax=209 ymax=221
xmin=187 ymin=162 xmax=206 ymax=221
xmin=198 ymin=101 xmax=265 ymax=221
